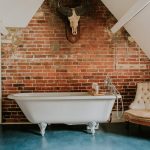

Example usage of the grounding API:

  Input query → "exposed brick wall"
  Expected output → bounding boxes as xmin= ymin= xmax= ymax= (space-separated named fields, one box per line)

xmin=1 ymin=0 xmax=150 ymax=122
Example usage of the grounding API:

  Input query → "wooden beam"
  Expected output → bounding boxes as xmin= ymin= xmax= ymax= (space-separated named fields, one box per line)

xmin=111 ymin=0 xmax=150 ymax=33
xmin=0 ymin=21 xmax=8 ymax=35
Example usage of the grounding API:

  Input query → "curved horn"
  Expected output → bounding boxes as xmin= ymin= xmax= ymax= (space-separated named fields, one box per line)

xmin=57 ymin=0 xmax=72 ymax=17
xmin=75 ymin=0 xmax=89 ymax=16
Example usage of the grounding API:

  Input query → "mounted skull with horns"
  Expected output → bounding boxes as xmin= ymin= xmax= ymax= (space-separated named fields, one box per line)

xmin=57 ymin=0 xmax=89 ymax=35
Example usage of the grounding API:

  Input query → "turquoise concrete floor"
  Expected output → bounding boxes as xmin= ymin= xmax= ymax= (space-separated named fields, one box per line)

xmin=0 ymin=123 xmax=149 ymax=150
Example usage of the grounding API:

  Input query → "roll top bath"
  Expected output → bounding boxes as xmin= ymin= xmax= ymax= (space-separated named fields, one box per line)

xmin=8 ymin=92 xmax=121 ymax=136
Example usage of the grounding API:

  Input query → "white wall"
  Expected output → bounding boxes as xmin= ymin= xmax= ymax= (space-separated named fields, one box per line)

xmin=125 ymin=3 xmax=150 ymax=59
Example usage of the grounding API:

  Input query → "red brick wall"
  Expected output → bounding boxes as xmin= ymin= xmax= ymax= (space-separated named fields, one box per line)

xmin=1 ymin=0 xmax=150 ymax=122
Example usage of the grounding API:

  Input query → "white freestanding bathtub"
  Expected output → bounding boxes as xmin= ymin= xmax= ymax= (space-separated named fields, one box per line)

xmin=8 ymin=92 xmax=121 ymax=136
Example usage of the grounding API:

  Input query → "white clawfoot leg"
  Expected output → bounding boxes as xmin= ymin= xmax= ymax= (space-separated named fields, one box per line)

xmin=38 ymin=122 xmax=47 ymax=136
xmin=87 ymin=121 xmax=99 ymax=135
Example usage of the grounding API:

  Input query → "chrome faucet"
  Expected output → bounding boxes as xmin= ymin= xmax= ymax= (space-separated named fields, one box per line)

xmin=104 ymin=75 xmax=117 ymax=94
xmin=104 ymin=74 xmax=124 ymax=119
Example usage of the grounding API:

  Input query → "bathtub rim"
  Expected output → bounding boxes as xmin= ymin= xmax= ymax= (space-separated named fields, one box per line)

xmin=7 ymin=92 xmax=122 ymax=101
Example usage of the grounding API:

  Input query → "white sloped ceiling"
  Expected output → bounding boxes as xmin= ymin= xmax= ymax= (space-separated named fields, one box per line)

xmin=0 ymin=0 xmax=44 ymax=27
xmin=102 ymin=0 xmax=150 ymax=59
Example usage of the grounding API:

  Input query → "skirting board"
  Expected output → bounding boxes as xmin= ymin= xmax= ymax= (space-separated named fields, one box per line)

xmin=0 ymin=111 xmax=125 ymax=125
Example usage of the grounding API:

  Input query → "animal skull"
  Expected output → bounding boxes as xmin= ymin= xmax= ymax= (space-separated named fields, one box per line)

xmin=68 ymin=8 xmax=80 ymax=35
xmin=57 ymin=0 xmax=89 ymax=35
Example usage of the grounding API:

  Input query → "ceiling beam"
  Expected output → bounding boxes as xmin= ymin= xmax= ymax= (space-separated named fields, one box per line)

xmin=0 ymin=21 xmax=8 ymax=35
xmin=111 ymin=0 xmax=150 ymax=33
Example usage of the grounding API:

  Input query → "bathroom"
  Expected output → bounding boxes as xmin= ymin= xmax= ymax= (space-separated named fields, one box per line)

xmin=0 ymin=0 xmax=150 ymax=150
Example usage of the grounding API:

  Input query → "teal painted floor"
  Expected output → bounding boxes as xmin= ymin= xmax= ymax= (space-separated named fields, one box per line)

xmin=0 ymin=123 xmax=149 ymax=150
